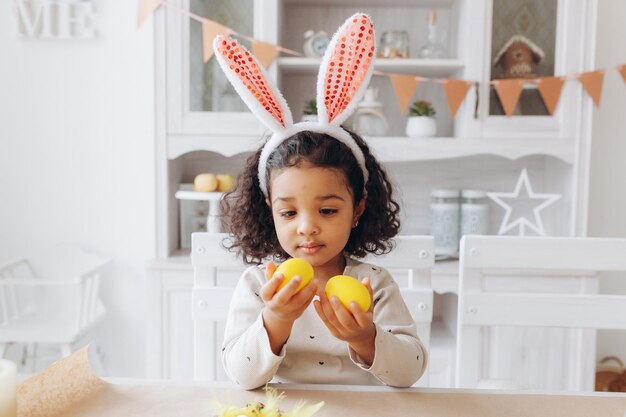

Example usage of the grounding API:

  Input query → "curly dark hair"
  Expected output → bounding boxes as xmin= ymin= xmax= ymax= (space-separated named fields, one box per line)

xmin=221 ymin=128 xmax=401 ymax=264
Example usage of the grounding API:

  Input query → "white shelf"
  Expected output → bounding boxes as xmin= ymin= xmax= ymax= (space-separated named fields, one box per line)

xmin=168 ymin=135 xmax=575 ymax=164
xmin=365 ymin=137 xmax=575 ymax=164
xmin=277 ymin=57 xmax=465 ymax=77
xmin=174 ymin=190 xmax=224 ymax=201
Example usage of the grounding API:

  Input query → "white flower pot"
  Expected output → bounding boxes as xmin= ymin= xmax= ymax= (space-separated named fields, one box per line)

xmin=406 ymin=116 xmax=437 ymax=138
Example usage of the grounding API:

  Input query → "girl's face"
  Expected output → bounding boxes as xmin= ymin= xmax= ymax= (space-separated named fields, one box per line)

xmin=267 ymin=161 xmax=365 ymax=277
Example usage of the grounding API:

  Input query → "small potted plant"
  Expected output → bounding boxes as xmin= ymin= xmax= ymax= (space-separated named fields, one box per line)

xmin=406 ymin=100 xmax=437 ymax=138
xmin=301 ymin=99 xmax=318 ymax=122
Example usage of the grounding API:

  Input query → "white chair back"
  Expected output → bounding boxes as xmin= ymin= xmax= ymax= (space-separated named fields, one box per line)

xmin=191 ymin=233 xmax=435 ymax=384
xmin=455 ymin=235 xmax=626 ymax=391
xmin=0 ymin=246 xmax=110 ymax=371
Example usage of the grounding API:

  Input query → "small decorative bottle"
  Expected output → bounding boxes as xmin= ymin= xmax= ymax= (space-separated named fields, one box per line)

xmin=430 ymin=189 xmax=460 ymax=257
xmin=460 ymin=190 xmax=490 ymax=236
xmin=418 ymin=10 xmax=447 ymax=59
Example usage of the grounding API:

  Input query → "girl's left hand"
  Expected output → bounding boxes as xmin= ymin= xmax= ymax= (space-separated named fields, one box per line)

xmin=313 ymin=277 xmax=376 ymax=346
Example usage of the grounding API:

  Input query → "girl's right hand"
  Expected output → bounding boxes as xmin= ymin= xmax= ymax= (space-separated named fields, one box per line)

xmin=260 ymin=261 xmax=318 ymax=324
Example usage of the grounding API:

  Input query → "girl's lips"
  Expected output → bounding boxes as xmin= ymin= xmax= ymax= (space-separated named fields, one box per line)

xmin=299 ymin=243 xmax=323 ymax=254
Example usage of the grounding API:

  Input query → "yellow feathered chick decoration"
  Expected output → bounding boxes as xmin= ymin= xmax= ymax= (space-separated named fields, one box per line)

xmin=211 ymin=387 xmax=324 ymax=417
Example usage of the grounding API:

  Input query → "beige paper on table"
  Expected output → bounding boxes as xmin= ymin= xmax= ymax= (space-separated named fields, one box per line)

xmin=16 ymin=347 xmax=106 ymax=417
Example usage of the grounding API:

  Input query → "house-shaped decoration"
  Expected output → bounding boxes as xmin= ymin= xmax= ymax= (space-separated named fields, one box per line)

xmin=493 ymin=35 xmax=545 ymax=78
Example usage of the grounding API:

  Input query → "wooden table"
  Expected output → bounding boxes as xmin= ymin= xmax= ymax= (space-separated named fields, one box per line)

xmin=59 ymin=380 xmax=626 ymax=417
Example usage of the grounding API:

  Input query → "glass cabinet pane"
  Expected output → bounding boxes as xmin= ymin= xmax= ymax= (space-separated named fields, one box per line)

xmin=189 ymin=0 xmax=253 ymax=112
xmin=489 ymin=0 xmax=557 ymax=116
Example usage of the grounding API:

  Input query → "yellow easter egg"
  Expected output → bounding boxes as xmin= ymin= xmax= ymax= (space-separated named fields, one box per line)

xmin=273 ymin=258 xmax=314 ymax=293
xmin=325 ymin=275 xmax=371 ymax=312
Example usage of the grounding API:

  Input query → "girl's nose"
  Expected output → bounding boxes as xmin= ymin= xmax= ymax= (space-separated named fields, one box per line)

xmin=297 ymin=214 xmax=319 ymax=235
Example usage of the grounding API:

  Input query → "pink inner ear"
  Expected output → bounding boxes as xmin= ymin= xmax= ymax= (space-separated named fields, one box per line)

xmin=216 ymin=38 xmax=286 ymax=127
xmin=323 ymin=15 xmax=375 ymax=123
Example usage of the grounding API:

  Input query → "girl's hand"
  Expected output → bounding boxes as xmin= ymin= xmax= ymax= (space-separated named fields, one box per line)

xmin=314 ymin=277 xmax=376 ymax=364
xmin=261 ymin=261 xmax=318 ymax=325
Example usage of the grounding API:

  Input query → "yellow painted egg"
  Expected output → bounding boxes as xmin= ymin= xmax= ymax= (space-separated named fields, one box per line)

xmin=273 ymin=258 xmax=314 ymax=293
xmin=325 ymin=275 xmax=371 ymax=312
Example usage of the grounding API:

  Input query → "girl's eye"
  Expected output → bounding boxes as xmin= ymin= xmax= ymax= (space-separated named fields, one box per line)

xmin=320 ymin=208 xmax=338 ymax=215
xmin=279 ymin=210 xmax=296 ymax=218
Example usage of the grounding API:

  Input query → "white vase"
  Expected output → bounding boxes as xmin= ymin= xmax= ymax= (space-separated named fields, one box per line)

xmin=406 ymin=116 xmax=437 ymax=138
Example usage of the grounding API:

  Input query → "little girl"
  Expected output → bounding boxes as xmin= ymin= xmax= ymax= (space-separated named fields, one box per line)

xmin=213 ymin=14 xmax=427 ymax=389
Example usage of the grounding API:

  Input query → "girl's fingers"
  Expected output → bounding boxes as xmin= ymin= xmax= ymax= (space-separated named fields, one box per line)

xmin=318 ymin=291 xmax=340 ymax=326
xmin=260 ymin=274 xmax=283 ymax=302
xmin=271 ymin=275 xmax=302 ymax=304
xmin=314 ymin=299 xmax=339 ymax=334
xmin=292 ymin=279 xmax=318 ymax=309
xmin=331 ymin=296 xmax=357 ymax=329
xmin=362 ymin=277 xmax=374 ymax=313
xmin=265 ymin=261 xmax=277 ymax=280
xmin=350 ymin=302 xmax=373 ymax=328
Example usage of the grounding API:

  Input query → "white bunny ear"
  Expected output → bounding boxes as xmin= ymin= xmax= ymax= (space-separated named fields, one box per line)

xmin=316 ymin=13 xmax=376 ymax=126
xmin=213 ymin=35 xmax=293 ymax=132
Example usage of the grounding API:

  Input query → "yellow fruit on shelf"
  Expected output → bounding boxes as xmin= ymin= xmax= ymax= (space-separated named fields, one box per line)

xmin=216 ymin=174 xmax=235 ymax=192
xmin=273 ymin=258 xmax=314 ymax=293
xmin=325 ymin=275 xmax=371 ymax=312
xmin=193 ymin=173 xmax=218 ymax=192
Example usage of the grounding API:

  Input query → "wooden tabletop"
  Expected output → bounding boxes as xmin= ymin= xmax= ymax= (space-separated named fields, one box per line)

xmin=59 ymin=380 xmax=626 ymax=417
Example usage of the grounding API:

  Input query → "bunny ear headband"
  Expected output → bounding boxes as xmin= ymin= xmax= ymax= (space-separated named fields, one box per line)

xmin=213 ymin=13 xmax=376 ymax=197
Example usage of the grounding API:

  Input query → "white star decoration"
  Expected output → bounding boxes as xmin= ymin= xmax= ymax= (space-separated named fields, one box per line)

xmin=487 ymin=169 xmax=561 ymax=236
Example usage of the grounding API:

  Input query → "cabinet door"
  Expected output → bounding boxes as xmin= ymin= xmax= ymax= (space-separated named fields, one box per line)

xmin=146 ymin=267 xmax=194 ymax=380
xmin=460 ymin=0 xmax=593 ymax=138
xmin=165 ymin=0 xmax=277 ymax=135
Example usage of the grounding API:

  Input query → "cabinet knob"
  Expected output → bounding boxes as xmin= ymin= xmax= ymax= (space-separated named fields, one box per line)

xmin=468 ymin=306 xmax=477 ymax=314
xmin=418 ymin=303 xmax=428 ymax=311
xmin=196 ymin=246 xmax=206 ymax=254
xmin=470 ymin=248 xmax=478 ymax=256
xmin=198 ymin=300 xmax=208 ymax=310
xmin=418 ymin=250 xmax=428 ymax=259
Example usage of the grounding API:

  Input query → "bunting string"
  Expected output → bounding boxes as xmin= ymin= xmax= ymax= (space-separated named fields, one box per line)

xmin=137 ymin=0 xmax=626 ymax=118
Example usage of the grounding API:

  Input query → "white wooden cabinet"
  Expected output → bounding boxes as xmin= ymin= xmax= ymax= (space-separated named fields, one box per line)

xmin=148 ymin=0 xmax=598 ymax=388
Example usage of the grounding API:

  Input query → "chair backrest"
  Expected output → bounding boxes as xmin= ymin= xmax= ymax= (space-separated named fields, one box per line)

xmin=0 ymin=248 xmax=110 ymax=337
xmin=0 ymin=259 xmax=34 ymax=326
xmin=191 ymin=233 xmax=435 ymax=384
xmin=455 ymin=235 xmax=626 ymax=391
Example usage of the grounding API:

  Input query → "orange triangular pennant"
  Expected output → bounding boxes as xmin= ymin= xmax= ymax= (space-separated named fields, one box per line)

xmin=137 ymin=0 xmax=162 ymax=29
xmin=578 ymin=70 xmax=605 ymax=107
xmin=202 ymin=20 xmax=231 ymax=63
xmin=252 ymin=40 xmax=280 ymax=68
xmin=617 ymin=65 xmax=626 ymax=85
xmin=493 ymin=79 xmax=524 ymax=117
xmin=389 ymin=74 xmax=420 ymax=113
xmin=443 ymin=80 xmax=472 ymax=118
xmin=535 ymin=76 xmax=565 ymax=115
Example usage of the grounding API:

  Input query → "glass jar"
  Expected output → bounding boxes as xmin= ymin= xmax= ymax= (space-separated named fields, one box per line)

xmin=429 ymin=189 xmax=460 ymax=257
xmin=418 ymin=10 xmax=447 ymax=59
xmin=379 ymin=31 xmax=409 ymax=59
xmin=460 ymin=190 xmax=490 ymax=236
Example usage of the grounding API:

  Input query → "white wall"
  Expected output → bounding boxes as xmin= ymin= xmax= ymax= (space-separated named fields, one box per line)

xmin=588 ymin=1 xmax=626 ymax=361
xmin=0 ymin=2 xmax=155 ymax=377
